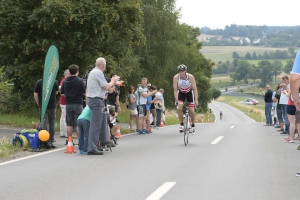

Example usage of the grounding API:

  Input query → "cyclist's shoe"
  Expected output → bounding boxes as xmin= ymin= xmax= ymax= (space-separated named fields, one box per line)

xmin=179 ymin=125 xmax=184 ymax=132
xmin=190 ymin=127 xmax=196 ymax=135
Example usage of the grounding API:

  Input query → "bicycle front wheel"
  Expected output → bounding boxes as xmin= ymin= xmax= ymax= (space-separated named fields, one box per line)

xmin=184 ymin=114 xmax=189 ymax=146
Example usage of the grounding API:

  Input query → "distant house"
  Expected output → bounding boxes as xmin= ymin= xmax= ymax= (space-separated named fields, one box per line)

xmin=253 ymin=38 xmax=261 ymax=44
xmin=244 ymin=37 xmax=251 ymax=44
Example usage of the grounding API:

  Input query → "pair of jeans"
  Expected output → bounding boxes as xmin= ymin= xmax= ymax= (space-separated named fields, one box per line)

xmin=281 ymin=104 xmax=289 ymax=133
xmin=87 ymin=98 xmax=108 ymax=152
xmin=265 ymin=102 xmax=273 ymax=125
xmin=77 ymin=118 xmax=90 ymax=152
xmin=156 ymin=109 xmax=162 ymax=127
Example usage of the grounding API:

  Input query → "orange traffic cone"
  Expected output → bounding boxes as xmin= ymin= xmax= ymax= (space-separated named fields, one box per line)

xmin=160 ymin=119 xmax=165 ymax=127
xmin=115 ymin=126 xmax=122 ymax=138
xmin=65 ymin=136 xmax=76 ymax=154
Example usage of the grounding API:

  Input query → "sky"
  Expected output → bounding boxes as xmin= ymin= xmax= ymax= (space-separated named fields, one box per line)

xmin=176 ymin=0 xmax=300 ymax=29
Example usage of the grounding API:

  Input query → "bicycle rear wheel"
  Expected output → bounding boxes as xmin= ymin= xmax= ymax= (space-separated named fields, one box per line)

xmin=184 ymin=114 xmax=189 ymax=146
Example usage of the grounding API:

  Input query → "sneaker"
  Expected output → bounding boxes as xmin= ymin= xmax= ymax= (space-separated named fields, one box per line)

xmin=277 ymin=129 xmax=284 ymax=132
xmin=138 ymin=130 xmax=143 ymax=134
xmin=179 ymin=125 xmax=184 ymax=132
xmin=296 ymin=172 xmax=300 ymax=177
xmin=147 ymin=129 xmax=152 ymax=133
xmin=280 ymin=131 xmax=288 ymax=135
xmin=273 ymin=124 xmax=280 ymax=128
xmin=80 ymin=151 xmax=88 ymax=155
xmin=142 ymin=129 xmax=149 ymax=134
xmin=285 ymin=138 xmax=294 ymax=143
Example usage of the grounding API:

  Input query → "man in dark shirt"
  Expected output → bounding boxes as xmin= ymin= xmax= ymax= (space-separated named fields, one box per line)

xmin=61 ymin=64 xmax=86 ymax=140
xmin=260 ymin=85 xmax=273 ymax=125
xmin=34 ymin=79 xmax=59 ymax=146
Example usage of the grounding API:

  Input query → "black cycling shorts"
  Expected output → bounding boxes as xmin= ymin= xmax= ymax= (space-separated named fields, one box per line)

xmin=178 ymin=90 xmax=195 ymax=106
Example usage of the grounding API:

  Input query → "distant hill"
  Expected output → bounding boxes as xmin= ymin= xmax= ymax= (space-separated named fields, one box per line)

xmin=200 ymin=25 xmax=300 ymax=47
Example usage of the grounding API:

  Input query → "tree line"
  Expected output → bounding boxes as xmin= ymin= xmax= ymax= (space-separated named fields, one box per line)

xmin=0 ymin=0 xmax=214 ymax=115
xmin=232 ymin=48 xmax=296 ymax=60
xmin=201 ymin=24 xmax=300 ymax=47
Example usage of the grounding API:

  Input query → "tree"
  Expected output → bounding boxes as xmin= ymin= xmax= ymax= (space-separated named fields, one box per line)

xmin=211 ymin=88 xmax=221 ymax=99
xmin=252 ymin=52 xmax=257 ymax=59
xmin=283 ymin=60 xmax=294 ymax=74
xmin=245 ymin=52 xmax=252 ymax=60
xmin=271 ymin=60 xmax=283 ymax=81
xmin=258 ymin=60 xmax=273 ymax=87
xmin=232 ymin=52 xmax=240 ymax=59
xmin=231 ymin=60 xmax=252 ymax=83
xmin=0 ymin=0 xmax=145 ymax=114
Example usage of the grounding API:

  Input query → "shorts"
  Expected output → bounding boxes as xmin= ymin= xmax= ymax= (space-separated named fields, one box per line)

xmin=287 ymin=105 xmax=296 ymax=115
xmin=150 ymin=109 xmax=157 ymax=118
xmin=66 ymin=104 xmax=83 ymax=126
xmin=130 ymin=109 xmax=138 ymax=115
xmin=178 ymin=90 xmax=195 ymax=106
xmin=137 ymin=104 xmax=147 ymax=117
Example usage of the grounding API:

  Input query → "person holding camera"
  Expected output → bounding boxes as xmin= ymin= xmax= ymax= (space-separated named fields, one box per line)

xmin=277 ymin=76 xmax=290 ymax=134
xmin=260 ymin=85 xmax=273 ymax=126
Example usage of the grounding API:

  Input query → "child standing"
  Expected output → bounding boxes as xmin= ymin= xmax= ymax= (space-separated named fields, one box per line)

xmin=77 ymin=106 xmax=91 ymax=154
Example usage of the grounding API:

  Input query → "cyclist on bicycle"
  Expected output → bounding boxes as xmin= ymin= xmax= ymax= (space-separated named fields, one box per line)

xmin=173 ymin=64 xmax=198 ymax=133
xmin=220 ymin=111 xmax=223 ymax=120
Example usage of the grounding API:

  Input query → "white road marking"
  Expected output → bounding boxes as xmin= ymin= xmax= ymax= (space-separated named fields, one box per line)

xmin=230 ymin=125 xmax=235 ymax=129
xmin=211 ymin=136 xmax=224 ymax=144
xmin=0 ymin=147 xmax=65 ymax=166
xmin=146 ymin=182 xmax=176 ymax=200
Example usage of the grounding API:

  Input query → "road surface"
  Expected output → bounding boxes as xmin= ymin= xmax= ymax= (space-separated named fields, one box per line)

xmin=1 ymin=101 xmax=300 ymax=200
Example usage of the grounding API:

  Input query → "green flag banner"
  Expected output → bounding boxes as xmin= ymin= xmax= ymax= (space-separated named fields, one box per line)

xmin=41 ymin=45 xmax=59 ymax=122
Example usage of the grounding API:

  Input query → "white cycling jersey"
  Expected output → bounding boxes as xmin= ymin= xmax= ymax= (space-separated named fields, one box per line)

xmin=178 ymin=73 xmax=192 ymax=93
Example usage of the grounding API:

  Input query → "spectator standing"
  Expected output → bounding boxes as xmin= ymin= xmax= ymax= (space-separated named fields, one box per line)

xmin=61 ymin=64 xmax=85 ymax=141
xmin=77 ymin=105 xmax=91 ymax=154
xmin=149 ymin=86 xmax=158 ymax=129
xmin=135 ymin=78 xmax=157 ymax=134
xmin=155 ymin=88 xmax=165 ymax=127
xmin=107 ymin=73 xmax=121 ymax=122
xmin=59 ymin=69 xmax=70 ymax=137
xmin=278 ymin=76 xmax=290 ymax=135
xmin=260 ymin=85 xmax=273 ymax=126
xmin=86 ymin=57 xmax=122 ymax=155
xmin=128 ymin=86 xmax=138 ymax=131
xmin=34 ymin=79 xmax=59 ymax=147
xmin=273 ymin=84 xmax=284 ymax=131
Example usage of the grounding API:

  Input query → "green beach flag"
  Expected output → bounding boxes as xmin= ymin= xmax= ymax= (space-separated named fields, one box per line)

xmin=40 ymin=45 xmax=59 ymax=123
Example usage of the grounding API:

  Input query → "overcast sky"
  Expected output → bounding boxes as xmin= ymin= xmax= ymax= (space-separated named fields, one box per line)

xmin=176 ymin=0 xmax=300 ymax=29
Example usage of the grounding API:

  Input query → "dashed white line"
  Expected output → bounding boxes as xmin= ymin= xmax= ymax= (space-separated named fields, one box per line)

xmin=146 ymin=182 xmax=176 ymax=200
xmin=230 ymin=125 xmax=235 ymax=129
xmin=211 ymin=136 xmax=224 ymax=144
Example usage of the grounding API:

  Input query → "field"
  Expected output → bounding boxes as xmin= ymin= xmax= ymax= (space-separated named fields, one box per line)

xmin=199 ymin=38 xmax=290 ymax=64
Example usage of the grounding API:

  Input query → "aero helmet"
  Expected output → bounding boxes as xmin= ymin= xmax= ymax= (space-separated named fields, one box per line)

xmin=177 ymin=64 xmax=187 ymax=72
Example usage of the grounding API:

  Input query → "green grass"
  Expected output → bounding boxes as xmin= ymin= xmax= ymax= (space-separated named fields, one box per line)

xmin=0 ymin=137 xmax=23 ymax=159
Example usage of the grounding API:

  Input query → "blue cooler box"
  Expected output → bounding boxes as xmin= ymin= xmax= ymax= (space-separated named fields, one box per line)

xmin=22 ymin=132 xmax=39 ymax=149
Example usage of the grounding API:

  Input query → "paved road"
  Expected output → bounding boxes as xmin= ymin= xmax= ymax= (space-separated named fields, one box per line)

xmin=1 ymin=101 xmax=300 ymax=200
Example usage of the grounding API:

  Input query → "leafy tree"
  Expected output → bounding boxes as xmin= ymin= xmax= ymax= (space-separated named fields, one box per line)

xmin=245 ymin=52 xmax=252 ymax=60
xmin=231 ymin=60 xmax=252 ymax=83
xmin=263 ymin=51 xmax=269 ymax=59
xmin=283 ymin=60 xmax=294 ymax=74
xmin=271 ymin=60 xmax=283 ymax=81
xmin=232 ymin=52 xmax=240 ymax=59
xmin=257 ymin=60 xmax=273 ymax=87
xmin=252 ymin=52 xmax=257 ymax=59
xmin=288 ymin=47 xmax=295 ymax=58
xmin=211 ymin=88 xmax=221 ymax=99
xmin=0 ymin=0 xmax=145 ymax=114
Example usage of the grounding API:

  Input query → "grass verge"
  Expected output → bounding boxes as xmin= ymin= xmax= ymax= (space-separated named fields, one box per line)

xmin=0 ymin=137 xmax=23 ymax=160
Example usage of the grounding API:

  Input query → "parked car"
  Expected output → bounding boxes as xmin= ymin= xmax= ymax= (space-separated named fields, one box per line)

xmin=239 ymin=98 xmax=258 ymax=105
xmin=248 ymin=98 xmax=259 ymax=104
